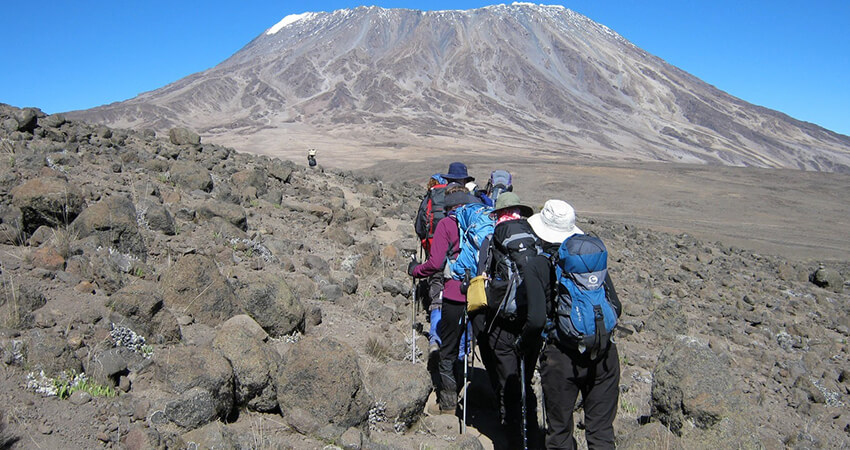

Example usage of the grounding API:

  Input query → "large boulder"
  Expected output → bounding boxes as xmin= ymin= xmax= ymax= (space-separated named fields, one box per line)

xmin=809 ymin=266 xmax=844 ymax=293
xmin=231 ymin=167 xmax=268 ymax=197
xmin=267 ymin=159 xmax=294 ymax=183
xmin=165 ymin=387 xmax=219 ymax=429
xmin=10 ymin=177 xmax=85 ymax=234
xmin=70 ymin=195 xmax=147 ymax=258
xmin=651 ymin=336 xmax=759 ymax=445
xmin=108 ymin=281 xmax=181 ymax=344
xmin=84 ymin=346 xmax=146 ymax=387
xmin=13 ymin=107 xmax=39 ymax=132
xmin=363 ymin=360 xmax=432 ymax=428
xmin=234 ymin=271 xmax=305 ymax=337
xmin=153 ymin=345 xmax=234 ymax=428
xmin=170 ymin=160 xmax=212 ymax=192
xmin=276 ymin=337 xmax=372 ymax=428
xmin=196 ymin=199 xmax=247 ymax=232
xmin=212 ymin=315 xmax=280 ymax=412
xmin=168 ymin=128 xmax=200 ymax=146
xmin=160 ymin=254 xmax=240 ymax=326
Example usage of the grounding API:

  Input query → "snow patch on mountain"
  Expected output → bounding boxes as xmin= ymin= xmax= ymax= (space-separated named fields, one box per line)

xmin=267 ymin=12 xmax=318 ymax=35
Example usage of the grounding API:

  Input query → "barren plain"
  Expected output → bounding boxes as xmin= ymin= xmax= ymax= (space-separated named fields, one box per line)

xmin=355 ymin=154 xmax=850 ymax=263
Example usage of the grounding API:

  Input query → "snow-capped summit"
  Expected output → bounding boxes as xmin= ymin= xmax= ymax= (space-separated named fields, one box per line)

xmin=266 ymin=12 xmax=319 ymax=35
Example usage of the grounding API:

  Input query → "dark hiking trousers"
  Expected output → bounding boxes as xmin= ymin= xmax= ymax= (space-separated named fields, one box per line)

xmin=539 ymin=342 xmax=620 ymax=449
xmin=436 ymin=300 xmax=466 ymax=410
xmin=489 ymin=318 xmax=541 ymax=446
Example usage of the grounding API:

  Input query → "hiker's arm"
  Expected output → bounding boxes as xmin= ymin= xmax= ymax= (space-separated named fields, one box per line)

xmin=605 ymin=273 xmax=622 ymax=317
xmin=412 ymin=219 xmax=451 ymax=277
xmin=476 ymin=236 xmax=492 ymax=276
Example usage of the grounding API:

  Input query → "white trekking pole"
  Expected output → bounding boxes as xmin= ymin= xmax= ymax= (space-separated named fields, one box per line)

xmin=411 ymin=275 xmax=417 ymax=364
xmin=520 ymin=355 xmax=528 ymax=450
xmin=410 ymin=254 xmax=418 ymax=364
xmin=462 ymin=309 xmax=469 ymax=433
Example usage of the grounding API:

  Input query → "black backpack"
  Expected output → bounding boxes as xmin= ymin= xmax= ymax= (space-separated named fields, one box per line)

xmin=481 ymin=219 xmax=542 ymax=321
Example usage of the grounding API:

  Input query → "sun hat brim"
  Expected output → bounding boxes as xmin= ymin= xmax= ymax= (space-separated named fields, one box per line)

xmin=493 ymin=204 xmax=534 ymax=218
xmin=528 ymin=213 xmax=583 ymax=243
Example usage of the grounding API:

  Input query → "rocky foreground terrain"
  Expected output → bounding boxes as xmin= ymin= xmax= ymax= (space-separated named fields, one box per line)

xmin=0 ymin=103 xmax=848 ymax=449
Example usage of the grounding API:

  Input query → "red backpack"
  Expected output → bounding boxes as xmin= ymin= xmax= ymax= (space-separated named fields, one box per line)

xmin=414 ymin=183 xmax=448 ymax=252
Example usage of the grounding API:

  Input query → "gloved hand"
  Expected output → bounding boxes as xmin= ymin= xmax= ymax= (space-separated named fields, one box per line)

xmin=407 ymin=259 xmax=419 ymax=276
xmin=514 ymin=336 xmax=525 ymax=355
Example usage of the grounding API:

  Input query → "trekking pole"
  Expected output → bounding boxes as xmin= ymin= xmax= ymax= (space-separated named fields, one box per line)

xmin=462 ymin=309 xmax=469 ymax=434
xmin=411 ymin=274 xmax=417 ymax=364
xmin=520 ymin=355 xmax=528 ymax=450
xmin=538 ymin=344 xmax=547 ymax=434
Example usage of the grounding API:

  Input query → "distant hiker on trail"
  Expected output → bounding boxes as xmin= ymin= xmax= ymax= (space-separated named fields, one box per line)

xmin=524 ymin=199 xmax=622 ymax=449
xmin=307 ymin=149 xmax=317 ymax=167
xmin=409 ymin=189 xmax=481 ymax=416
xmin=476 ymin=192 xmax=542 ymax=447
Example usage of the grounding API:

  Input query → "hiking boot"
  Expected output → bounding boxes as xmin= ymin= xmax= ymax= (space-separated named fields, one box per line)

xmin=426 ymin=402 xmax=455 ymax=416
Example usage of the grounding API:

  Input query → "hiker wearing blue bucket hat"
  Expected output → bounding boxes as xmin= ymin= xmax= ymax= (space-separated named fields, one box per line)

xmin=409 ymin=185 xmax=481 ymax=416
xmin=440 ymin=162 xmax=475 ymax=184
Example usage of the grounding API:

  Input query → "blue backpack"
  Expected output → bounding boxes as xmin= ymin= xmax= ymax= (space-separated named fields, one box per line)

xmin=551 ymin=234 xmax=617 ymax=358
xmin=448 ymin=204 xmax=495 ymax=281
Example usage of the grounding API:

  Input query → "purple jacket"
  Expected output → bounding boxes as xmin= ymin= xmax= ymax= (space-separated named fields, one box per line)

xmin=412 ymin=215 xmax=465 ymax=303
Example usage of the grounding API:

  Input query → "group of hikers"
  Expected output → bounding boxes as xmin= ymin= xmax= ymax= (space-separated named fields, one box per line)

xmin=408 ymin=162 xmax=622 ymax=449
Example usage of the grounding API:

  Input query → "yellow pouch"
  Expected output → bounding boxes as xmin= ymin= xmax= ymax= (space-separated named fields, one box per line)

xmin=466 ymin=275 xmax=488 ymax=312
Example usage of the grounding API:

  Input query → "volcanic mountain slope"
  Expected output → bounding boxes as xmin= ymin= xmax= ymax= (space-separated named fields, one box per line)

xmin=69 ymin=4 xmax=850 ymax=172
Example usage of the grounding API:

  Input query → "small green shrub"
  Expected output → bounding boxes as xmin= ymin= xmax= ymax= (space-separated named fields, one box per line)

xmin=619 ymin=398 xmax=638 ymax=414
xmin=26 ymin=370 xmax=117 ymax=399
xmin=54 ymin=370 xmax=117 ymax=399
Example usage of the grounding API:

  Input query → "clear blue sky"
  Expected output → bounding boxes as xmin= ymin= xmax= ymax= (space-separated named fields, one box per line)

xmin=2 ymin=1 xmax=848 ymax=136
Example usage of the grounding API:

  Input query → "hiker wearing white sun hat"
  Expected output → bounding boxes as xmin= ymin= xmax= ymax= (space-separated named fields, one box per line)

xmin=524 ymin=199 xmax=621 ymax=449
xmin=526 ymin=199 xmax=583 ymax=244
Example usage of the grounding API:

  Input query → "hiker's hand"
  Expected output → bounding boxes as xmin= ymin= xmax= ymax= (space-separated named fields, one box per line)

xmin=514 ymin=336 xmax=525 ymax=355
xmin=407 ymin=259 xmax=419 ymax=276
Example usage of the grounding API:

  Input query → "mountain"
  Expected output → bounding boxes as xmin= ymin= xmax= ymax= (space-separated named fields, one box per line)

xmin=67 ymin=4 xmax=850 ymax=172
